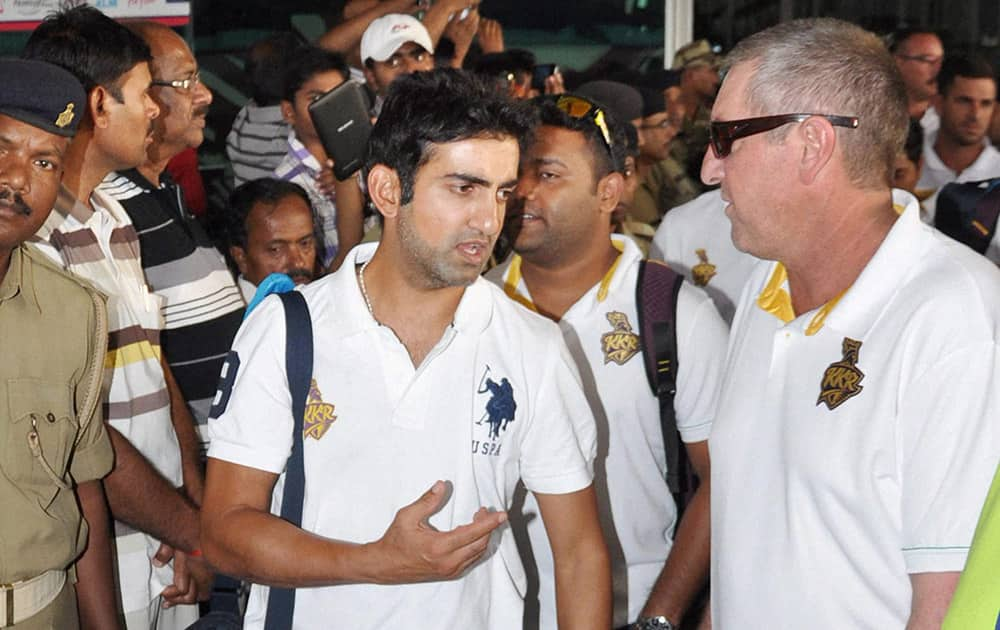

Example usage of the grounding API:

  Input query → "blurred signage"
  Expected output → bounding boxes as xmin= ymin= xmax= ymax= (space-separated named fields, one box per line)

xmin=0 ymin=0 xmax=191 ymax=30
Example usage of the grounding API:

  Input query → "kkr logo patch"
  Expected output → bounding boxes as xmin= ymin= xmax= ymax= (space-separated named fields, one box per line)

xmin=692 ymin=248 xmax=717 ymax=287
xmin=304 ymin=379 xmax=337 ymax=440
xmin=817 ymin=337 xmax=865 ymax=411
xmin=600 ymin=311 xmax=639 ymax=365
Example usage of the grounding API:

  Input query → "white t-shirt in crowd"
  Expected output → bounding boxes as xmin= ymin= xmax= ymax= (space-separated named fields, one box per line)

xmin=711 ymin=189 xmax=1000 ymax=629
xmin=650 ymin=189 xmax=759 ymax=325
xmin=918 ymin=130 xmax=1000 ymax=222
xmin=208 ymin=243 xmax=598 ymax=630
xmin=489 ymin=235 xmax=728 ymax=628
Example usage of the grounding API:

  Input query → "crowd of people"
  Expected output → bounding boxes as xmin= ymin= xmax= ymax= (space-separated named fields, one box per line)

xmin=1 ymin=2 xmax=999 ymax=630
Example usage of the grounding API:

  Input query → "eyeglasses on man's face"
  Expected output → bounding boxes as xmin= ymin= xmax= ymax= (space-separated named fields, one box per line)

xmin=151 ymin=71 xmax=202 ymax=92
xmin=708 ymin=113 xmax=859 ymax=158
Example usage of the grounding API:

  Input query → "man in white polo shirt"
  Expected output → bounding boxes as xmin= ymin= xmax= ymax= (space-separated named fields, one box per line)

xmin=650 ymin=189 xmax=758 ymax=326
xmin=703 ymin=18 xmax=1000 ymax=629
xmin=202 ymin=69 xmax=611 ymax=630
xmin=492 ymin=95 xmax=727 ymax=629
xmin=917 ymin=54 xmax=1000 ymax=221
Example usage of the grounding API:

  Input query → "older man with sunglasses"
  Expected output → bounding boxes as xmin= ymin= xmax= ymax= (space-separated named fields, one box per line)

xmin=703 ymin=18 xmax=1000 ymax=630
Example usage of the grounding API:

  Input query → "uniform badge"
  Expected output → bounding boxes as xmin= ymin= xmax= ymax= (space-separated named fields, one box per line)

xmin=817 ymin=337 xmax=865 ymax=411
xmin=55 ymin=103 xmax=75 ymax=129
xmin=303 ymin=379 xmax=337 ymax=440
xmin=476 ymin=366 xmax=517 ymax=439
xmin=691 ymin=248 xmax=717 ymax=287
xmin=600 ymin=311 xmax=640 ymax=365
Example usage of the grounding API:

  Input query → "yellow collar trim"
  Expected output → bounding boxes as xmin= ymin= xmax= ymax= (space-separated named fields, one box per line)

xmin=756 ymin=262 xmax=846 ymax=336
xmin=503 ymin=240 xmax=626 ymax=309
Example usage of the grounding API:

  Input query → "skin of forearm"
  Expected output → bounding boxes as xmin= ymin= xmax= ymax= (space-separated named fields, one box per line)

xmin=553 ymin=538 xmax=612 ymax=629
xmin=641 ymin=480 xmax=711 ymax=622
xmin=75 ymin=480 xmax=122 ymax=630
xmin=104 ymin=427 xmax=201 ymax=552
xmin=162 ymin=356 xmax=204 ymax=504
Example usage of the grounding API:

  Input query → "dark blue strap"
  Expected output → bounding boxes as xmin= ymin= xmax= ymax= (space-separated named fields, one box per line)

xmin=264 ymin=290 xmax=312 ymax=630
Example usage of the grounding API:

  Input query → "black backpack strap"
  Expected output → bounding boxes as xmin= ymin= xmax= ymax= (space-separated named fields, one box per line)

xmin=636 ymin=259 xmax=689 ymax=506
xmin=934 ymin=179 xmax=1000 ymax=254
xmin=264 ymin=290 xmax=313 ymax=630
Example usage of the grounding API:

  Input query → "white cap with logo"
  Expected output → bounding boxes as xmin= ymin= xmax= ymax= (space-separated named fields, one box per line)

xmin=361 ymin=14 xmax=435 ymax=63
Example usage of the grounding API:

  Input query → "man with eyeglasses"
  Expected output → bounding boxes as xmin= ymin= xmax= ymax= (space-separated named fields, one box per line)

xmin=631 ymin=88 xmax=699 ymax=228
xmin=702 ymin=18 xmax=1000 ymax=629
xmin=492 ymin=93 xmax=727 ymax=630
xmin=889 ymin=27 xmax=944 ymax=130
xmin=24 ymin=6 xmax=208 ymax=629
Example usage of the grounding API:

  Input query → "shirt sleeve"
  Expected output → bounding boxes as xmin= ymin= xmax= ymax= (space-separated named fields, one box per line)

xmin=68 ymin=291 xmax=114 ymax=483
xmin=518 ymin=333 xmax=597 ymax=495
xmin=900 ymin=342 xmax=1000 ymax=573
xmin=207 ymin=295 xmax=294 ymax=474
xmin=674 ymin=283 xmax=729 ymax=443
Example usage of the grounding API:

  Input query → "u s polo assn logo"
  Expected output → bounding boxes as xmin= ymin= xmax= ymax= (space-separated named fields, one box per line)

xmin=817 ymin=337 xmax=865 ymax=410
xmin=473 ymin=366 xmax=516 ymax=457
xmin=601 ymin=311 xmax=639 ymax=365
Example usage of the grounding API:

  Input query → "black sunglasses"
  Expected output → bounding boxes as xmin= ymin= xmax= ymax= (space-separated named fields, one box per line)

xmin=709 ymin=113 xmax=859 ymax=158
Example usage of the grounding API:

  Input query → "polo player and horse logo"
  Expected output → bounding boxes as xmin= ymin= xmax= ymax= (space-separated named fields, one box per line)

xmin=476 ymin=365 xmax=517 ymax=439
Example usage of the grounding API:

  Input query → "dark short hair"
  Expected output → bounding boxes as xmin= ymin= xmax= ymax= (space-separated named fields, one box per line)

xmin=472 ymin=50 xmax=535 ymax=77
xmin=282 ymin=45 xmax=349 ymax=103
xmin=903 ymin=118 xmax=923 ymax=164
xmin=886 ymin=27 xmax=940 ymax=54
xmin=247 ymin=32 xmax=301 ymax=106
xmin=534 ymin=94 xmax=628 ymax=181
xmin=365 ymin=68 xmax=535 ymax=205
xmin=222 ymin=178 xmax=315 ymax=251
xmin=22 ymin=4 xmax=151 ymax=100
xmin=937 ymin=53 xmax=996 ymax=96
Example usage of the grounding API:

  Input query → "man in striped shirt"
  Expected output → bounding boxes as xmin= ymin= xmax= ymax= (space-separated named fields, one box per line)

xmin=101 ymin=22 xmax=245 ymax=451
xmin=25 ymin=7 xmax=210 ymax=628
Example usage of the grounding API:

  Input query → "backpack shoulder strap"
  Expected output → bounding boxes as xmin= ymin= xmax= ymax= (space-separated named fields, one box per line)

xmin=635 ymin=259 xmax=686 ymax=495
xmin=264 ymin=289 xmax=313 ymax=630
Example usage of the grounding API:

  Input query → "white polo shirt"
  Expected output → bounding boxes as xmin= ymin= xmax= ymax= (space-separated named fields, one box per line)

xmin=918 ymin=131 xmax=1000 ymax=223
xmin=650 ymin=189 xmax=759 ymax=325
xmin=489 ymin=235 xmax=728 ymax=628
xmin=208 ymin=243 xmax=598 ymax=630
xmin=711 ymin=190 xmax=1000 ymax=629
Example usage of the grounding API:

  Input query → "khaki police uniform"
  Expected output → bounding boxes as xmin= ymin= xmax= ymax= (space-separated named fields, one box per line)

xmin=669 ymin=103 xmax=712 ymax=184
xmin=630 ymin=156 xmax=702 ymax=226
xmin=1 ymin=244 xmax=114 ymax=628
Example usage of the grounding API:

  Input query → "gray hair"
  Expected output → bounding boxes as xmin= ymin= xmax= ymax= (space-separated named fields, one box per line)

xmin=725 ymin=18 xmax=908 ymax=190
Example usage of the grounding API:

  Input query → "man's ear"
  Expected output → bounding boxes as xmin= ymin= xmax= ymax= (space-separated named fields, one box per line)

xmin=366 ymin=164 xmax=402 ymax=220
xmin=89 ymin=87 xmax=111 ymax=129
xmin=280 ymin=99 xmax=296 ymax=126
xmin=596 ymin=171 xmax=625 ymax=215
xmin=230 ymin=245 xmax=249 ymax=277
xmin=798 ymin=116 xmax=837 ymax=185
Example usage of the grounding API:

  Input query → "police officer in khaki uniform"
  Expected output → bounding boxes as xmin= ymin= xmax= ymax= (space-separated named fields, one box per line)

xmin=0 ymin=59 xmax=119 ymax=629
xmin=668 ymin=39 xmax=720 ymax=184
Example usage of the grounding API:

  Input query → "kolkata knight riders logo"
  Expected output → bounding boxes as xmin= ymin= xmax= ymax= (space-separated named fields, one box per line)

xmin=303 ymin=379 xmax=337 ymax=440
xmin=600 ymin=311 xmax=640 ymax=365
xmin=691 ymin=248 xmax=717 ymax=287
xmin=817 ymin=338 xmax=866 ymax=411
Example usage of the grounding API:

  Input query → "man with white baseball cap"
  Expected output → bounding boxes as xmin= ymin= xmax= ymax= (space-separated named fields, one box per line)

xmin=361 ymin=13 xmax=435 ymax=114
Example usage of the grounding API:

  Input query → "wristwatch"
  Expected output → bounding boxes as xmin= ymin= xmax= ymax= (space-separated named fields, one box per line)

xmin=632 ymin=616 xmax=675 ymax=630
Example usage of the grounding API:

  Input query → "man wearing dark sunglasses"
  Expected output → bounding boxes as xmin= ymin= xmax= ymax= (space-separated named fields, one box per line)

xmin=703 ymin=18 xmax=1000 ymax=630
xmin=493 ymin=94 xmax=727 ymax=630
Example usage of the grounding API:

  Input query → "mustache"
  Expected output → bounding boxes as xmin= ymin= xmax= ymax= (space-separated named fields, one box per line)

xmin=0 ymin=188 xmax=32 ymax=216
xmin=286 ymin=268 xmax=314 ymax=282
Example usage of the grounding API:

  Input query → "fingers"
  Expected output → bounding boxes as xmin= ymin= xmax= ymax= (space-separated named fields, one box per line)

xmin=400 ymin=480 xmax=450 ymax=523
xmin=441 ymin=508 xmax=507 ymax=550
xmin=161 ymin=551 xmax=198 ymax=608
xmin=152 ymin=543 xmax=174 ymax=568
